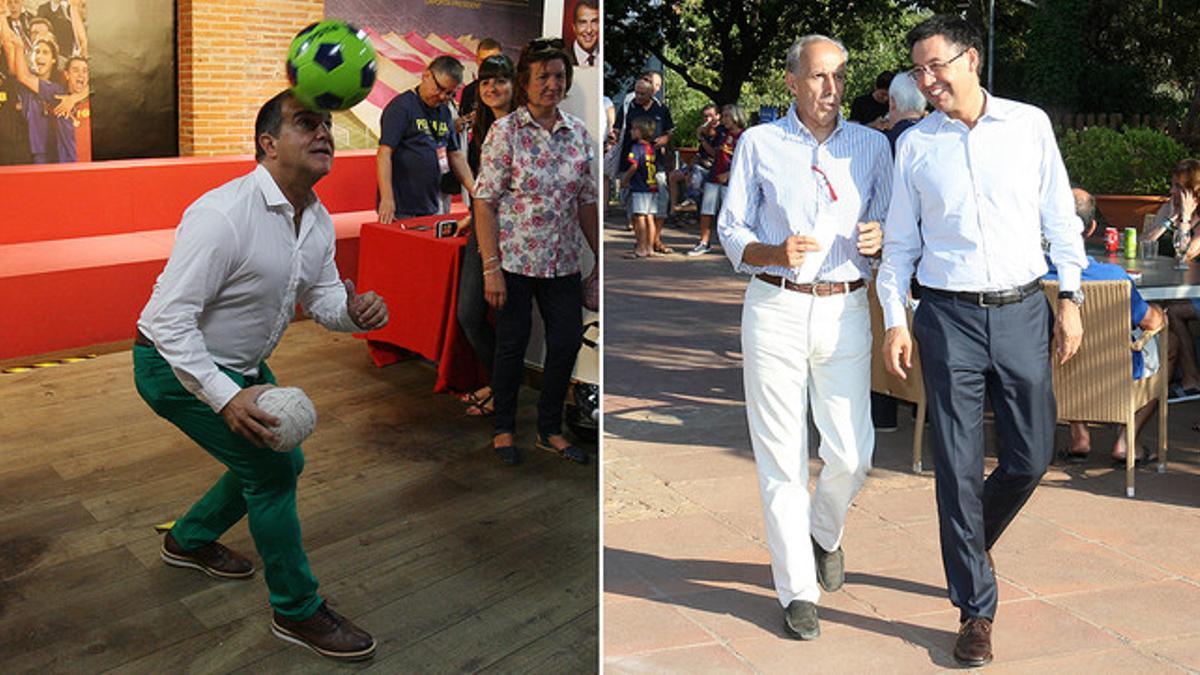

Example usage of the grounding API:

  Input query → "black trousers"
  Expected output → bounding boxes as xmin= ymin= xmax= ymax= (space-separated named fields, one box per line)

xmin=913 ymin=290 xmax=1056 ymax=621
xmin=456 ymin=231 xmax=495 ymax=376
xmin=492 ymin=271 xmax=583 ymax=439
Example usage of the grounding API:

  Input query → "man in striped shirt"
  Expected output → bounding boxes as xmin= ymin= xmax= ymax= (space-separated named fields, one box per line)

xmin=717 ymin=34 xmax=892 ymax=641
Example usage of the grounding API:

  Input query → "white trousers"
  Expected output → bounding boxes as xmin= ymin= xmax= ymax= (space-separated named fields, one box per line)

xmin=741 ymin=277 xmax=875 ymax=607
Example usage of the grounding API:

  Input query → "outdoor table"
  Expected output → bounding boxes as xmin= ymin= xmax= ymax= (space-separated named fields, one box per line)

xmin=355 ymin=216 xmax=486 ymax=393
xmin=1084 ymin=249 xmax=1200 ymax=300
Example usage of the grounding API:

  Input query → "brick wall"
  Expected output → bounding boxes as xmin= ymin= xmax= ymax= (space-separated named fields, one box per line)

xmin=178 ymin=0 xmax=325 ymax=156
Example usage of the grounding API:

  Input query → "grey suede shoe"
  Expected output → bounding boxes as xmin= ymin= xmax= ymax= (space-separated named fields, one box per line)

xmin=812 ymin=536 xmax=845 ymax=592
xmin=783 ymin=600 xmax=820 ymax=640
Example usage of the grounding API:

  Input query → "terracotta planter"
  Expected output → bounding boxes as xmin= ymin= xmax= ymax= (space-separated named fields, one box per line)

xmin=1093 ymin=194 xmax=1168 ymax=232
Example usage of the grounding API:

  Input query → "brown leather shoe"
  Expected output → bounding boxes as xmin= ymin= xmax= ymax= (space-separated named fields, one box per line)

xmin=954 ymin=617 xmax=994 ymax=666
xmin=272 ymin=601 xmax=377 ymax=661
xmin=161 ymin=531 xmax=254 ymax=579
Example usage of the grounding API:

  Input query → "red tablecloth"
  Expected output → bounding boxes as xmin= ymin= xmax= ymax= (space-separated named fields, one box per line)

xmin=355 ymin=215 xmax=485 ymax=393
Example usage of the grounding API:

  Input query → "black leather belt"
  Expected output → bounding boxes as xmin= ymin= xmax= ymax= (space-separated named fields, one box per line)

xmin=134 ymin=329 xmax=153 ymax=347
xmin=755 ymin=274 xmax=865 ymax=296
xmin=923 ymin=279 xmax=1042 ymax=307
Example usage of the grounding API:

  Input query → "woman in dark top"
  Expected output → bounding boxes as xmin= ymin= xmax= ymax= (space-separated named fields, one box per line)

xmin=457 ymin=54 xmax=515 ymax=416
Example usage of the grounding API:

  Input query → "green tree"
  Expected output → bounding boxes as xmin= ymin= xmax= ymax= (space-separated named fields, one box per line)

xmin=605 ymin=0 xmax=897 ymax=107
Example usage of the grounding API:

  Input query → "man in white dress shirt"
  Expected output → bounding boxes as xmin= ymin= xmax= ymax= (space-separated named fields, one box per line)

xmin=717 ymin=34 xmax=890 ymax=641
xmin=133 ymin=91 xmax=388 ymax=662
xmin=876 ymin=15 xmax=1087 ymax=667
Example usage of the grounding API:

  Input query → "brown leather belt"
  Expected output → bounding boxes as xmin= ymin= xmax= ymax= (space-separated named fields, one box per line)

xmin=755 ymin=274 xmax=865 ymax=296
xmin=134 ymin=329 xmax=153 ymax=347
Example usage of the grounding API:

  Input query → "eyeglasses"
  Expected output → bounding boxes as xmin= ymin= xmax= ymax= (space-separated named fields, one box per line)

xmin=812 ymin=165 xmax=838 ymax=202
xmin=428 ymin=69 xmax=459 ymax=98
xmin=907 ymin=48 xmax=968 ymax=81
xmin=527 ymin=37 xmax=565 ymax=53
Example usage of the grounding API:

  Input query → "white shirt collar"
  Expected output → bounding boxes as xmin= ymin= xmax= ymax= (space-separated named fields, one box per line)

xmin=573 ymin=41 xmax=595 ymax=65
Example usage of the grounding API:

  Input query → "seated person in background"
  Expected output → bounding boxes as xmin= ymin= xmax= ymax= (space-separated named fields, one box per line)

xmin=1145 ymin=159 xmax=1200 ymax=396
xmin=848 ymin=70 xmax=892 ymax=127
xmin=1139 ymin=158 xmax=1199 ymax=247
xmin=883 ymin=73 xmax=926 ymax=154
xmin=668 ymin=103 xmax=720 ymax=211
xmin=1053 ymin=189 xmax=1167 ymax=464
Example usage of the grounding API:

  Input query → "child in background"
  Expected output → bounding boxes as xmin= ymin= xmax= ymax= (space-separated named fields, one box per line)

xmin=688 ymin=104 xmax=747 ymax=256
xmin=621 ymin=117 xmax=659 ymax=259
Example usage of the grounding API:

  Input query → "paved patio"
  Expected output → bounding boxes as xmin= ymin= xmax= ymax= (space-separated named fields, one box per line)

xmin=602 ymin=209 xmax=1200 ymax=673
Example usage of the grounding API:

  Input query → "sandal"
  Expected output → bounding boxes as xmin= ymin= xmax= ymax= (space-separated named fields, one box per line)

xmin=623 ymin=251 xmax=651 ymax=259
xmin=493 ymin=443 xmax=521 ymax=465
xmin=1059 ymin=448 xmax=1090 ymax=465
xmin=1111 ymin=447 xmax=1157 ymax=467
xmin=653 ymin=244 xmax=675 ymax=254
xmin=466 ymin=395 xmax=494 ymax=417
xmin=536 ymin=434 xmax=588 ymax=464
xmin=459 ymin=388 xmax=491 ymax=406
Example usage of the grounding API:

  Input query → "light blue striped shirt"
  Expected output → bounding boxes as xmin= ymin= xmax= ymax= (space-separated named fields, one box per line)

xmin=876 ymin=93 xmax=1087 ymax=329
xmin=717 ymin=105 xmax=892 ymax=283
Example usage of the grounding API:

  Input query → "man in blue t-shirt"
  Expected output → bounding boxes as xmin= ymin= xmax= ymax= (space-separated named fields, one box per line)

xmin=1045 ymin=189 xmax=1166 ymax=465
xmin=376 ymin=55 xmax=474 ymax=222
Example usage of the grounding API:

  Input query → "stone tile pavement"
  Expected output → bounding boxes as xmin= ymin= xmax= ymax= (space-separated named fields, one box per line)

xmin=602 ymin=208 xmax=1200 ymax=673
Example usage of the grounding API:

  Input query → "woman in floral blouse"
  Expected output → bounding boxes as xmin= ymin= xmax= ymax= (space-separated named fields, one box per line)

xmin=473 ymin=38 xmax=600 ymax=466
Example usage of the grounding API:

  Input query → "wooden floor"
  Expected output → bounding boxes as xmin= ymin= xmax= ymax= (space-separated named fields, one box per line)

xmin=0 ymin=321 xmax=598 ymax=672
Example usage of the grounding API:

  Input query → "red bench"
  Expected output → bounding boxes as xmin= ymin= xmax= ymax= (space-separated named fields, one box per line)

xmin=0 ymin=150 xmax=380 ymax=360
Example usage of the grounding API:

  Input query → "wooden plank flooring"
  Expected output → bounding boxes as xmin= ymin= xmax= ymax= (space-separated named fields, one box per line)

xmin=0 ymin=321 xmax=599 ymax=672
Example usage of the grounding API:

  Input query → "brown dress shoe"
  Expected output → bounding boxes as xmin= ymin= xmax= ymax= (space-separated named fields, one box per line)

xmin=954 ymin=617 xmax=994 ymax=666
xmin=272 ymin=601 xmax=377 ymax=661
xmin=161 ymin=531 xmax=254 ymax=579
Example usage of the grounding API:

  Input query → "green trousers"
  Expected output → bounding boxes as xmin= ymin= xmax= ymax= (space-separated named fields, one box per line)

xmin=133 ymin=344 xmax=322 ymax=620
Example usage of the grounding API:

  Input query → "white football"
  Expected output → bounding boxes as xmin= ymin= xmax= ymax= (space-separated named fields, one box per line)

xmin=255 ymin=386 xmax=317 ymax=452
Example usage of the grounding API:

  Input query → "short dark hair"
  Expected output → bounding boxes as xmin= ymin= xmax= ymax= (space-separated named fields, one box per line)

xmin=701 ymin=103 xmax=718 ymax=115
xmin=515 ymin=39 xmax=573 ymax=106
xmin=255 ymin=90 xmax=291 ymax=162
xmin=477 ymin=37 xmax=502 ymax=55
xmin=874 ymin=70 xmax=895 ymax=90
xmin=906 ymin=14 xmax=984 ymax=75
xmin=66 ymin=56 xmax=87 ymax=69
xmin=574 ymin=0 xmax=598 ymax=19
xmin=429 ymin=55 xmax=464 ymax=83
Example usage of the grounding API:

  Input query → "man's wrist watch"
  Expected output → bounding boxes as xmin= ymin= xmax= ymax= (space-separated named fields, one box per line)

xmin=1058 ymin=289 xmax=1085 ymax=307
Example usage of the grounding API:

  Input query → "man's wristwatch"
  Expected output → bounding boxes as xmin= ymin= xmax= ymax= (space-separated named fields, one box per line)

xmin=1058 ymin=289 xmax=1085 ymax=307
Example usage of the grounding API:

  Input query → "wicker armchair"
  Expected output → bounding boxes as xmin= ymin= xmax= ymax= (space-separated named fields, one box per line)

xmin=1042 ymin=280 xmax=1169 ymax=498
xmin=868 ymin=282 xmax=927 ymax=472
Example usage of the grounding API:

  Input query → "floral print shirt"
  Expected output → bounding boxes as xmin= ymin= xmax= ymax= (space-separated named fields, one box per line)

xmin=475 ymin=105 xmax=597 ymax=278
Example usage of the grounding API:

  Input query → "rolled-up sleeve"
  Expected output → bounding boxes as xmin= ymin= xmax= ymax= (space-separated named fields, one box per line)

xmin=299 ymin=227 xmax=359 ymax=333
xmin=1037 ymin=113 xmax=1086 ymax=291
xmin=717 ymin=132 xmax=764 ymax=274
xmin=141 ymin=207 xmax=243 ymax=413
xmin=576 ymin=125 xmax=598 ymax=206
xmin=877 ymin=142 xmax=922 ymax=330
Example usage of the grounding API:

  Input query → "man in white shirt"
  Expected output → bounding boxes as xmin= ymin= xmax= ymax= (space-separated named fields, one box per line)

xmin=134 ymin=91 xmax=388 ymax=662
xmin=876 ymin=15 xmax=1086 ymax=667
xmin=717 ymin=34 xmax=889 ymax=641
